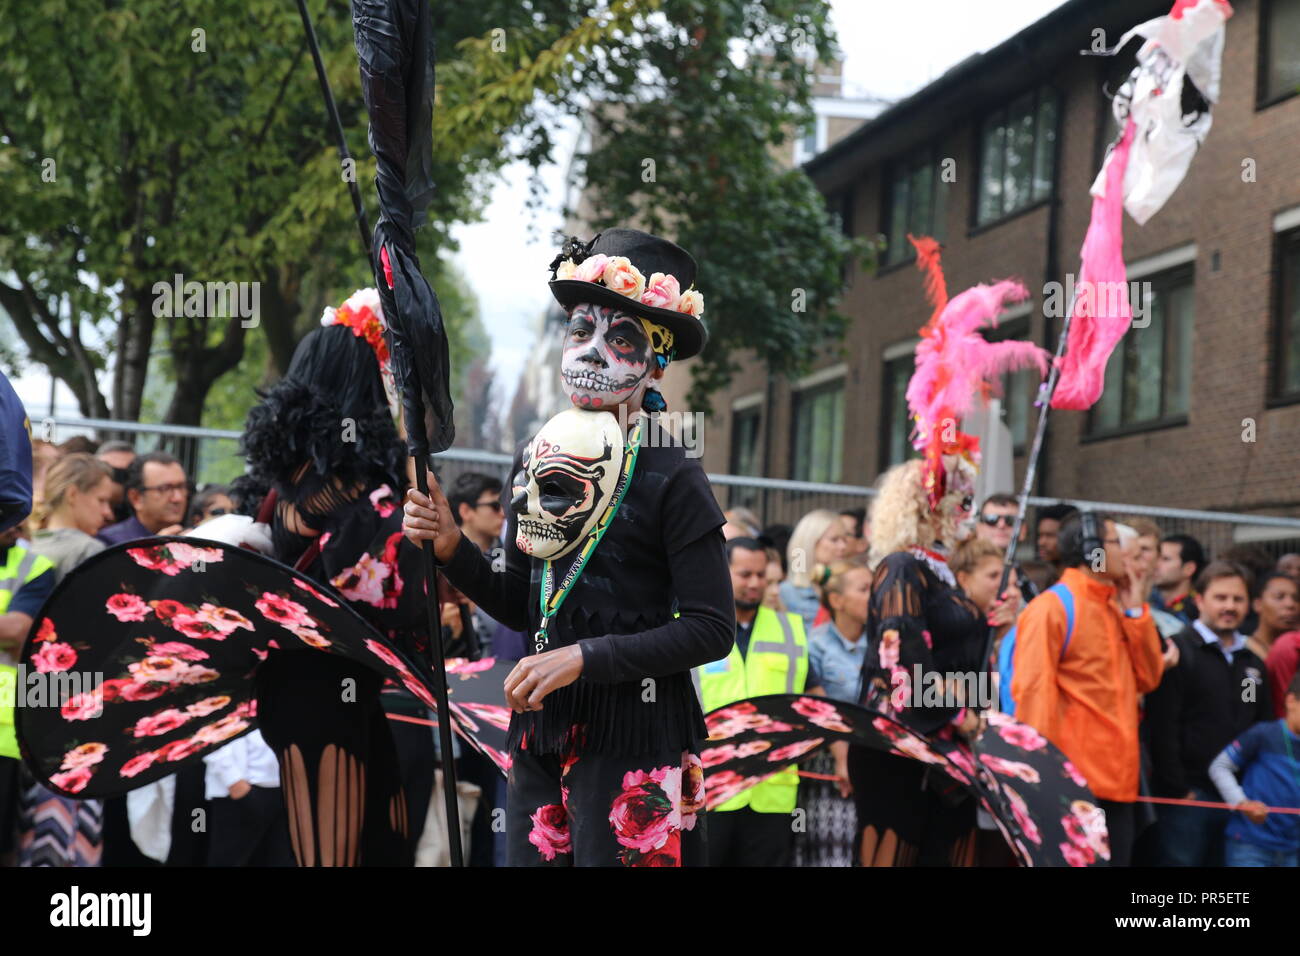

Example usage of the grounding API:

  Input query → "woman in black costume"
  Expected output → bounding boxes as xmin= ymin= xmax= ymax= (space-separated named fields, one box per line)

xmin=240 ymin=291 xmax=431 ymax=866
xmin=846 ymin=455 xmax=991 ymax=867
xmin=404 ymin=229 xmax=734 ymax=867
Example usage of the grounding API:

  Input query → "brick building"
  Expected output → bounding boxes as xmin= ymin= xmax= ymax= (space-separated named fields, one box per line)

xmin=694 ymin=0 xmax=1300 ymax=538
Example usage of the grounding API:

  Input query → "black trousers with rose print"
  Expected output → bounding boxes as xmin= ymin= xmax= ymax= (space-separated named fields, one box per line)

xmin=506 ymin=744 xmax=706 ymax=867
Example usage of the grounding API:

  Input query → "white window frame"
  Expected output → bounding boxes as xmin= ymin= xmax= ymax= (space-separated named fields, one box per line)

xmin=793 ymin=361 xmax=847 ymax=392
xmin=1127 ymin=242 xmax=1197 ymax=280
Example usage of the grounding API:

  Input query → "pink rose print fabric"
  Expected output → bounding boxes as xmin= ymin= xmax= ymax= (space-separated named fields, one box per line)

xmin=528 ymin=803 xmax=572 ymax=861
xmin=422 ymin=656 xmax=515 ymax=775
xmin=701 ymin=693 xmax=1105 ymax=867
xmin=609 ymin=761 xmax=699 ymax=866
xmin=16 ymin=536 xmax=499 ymax=799
xmin=508 ymin=745 xmax=705 ymax=867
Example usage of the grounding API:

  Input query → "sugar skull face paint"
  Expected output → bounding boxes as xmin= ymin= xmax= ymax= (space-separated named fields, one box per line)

xmin=936 ymin=453 xmax=980 ymax=546
xmin=560 ymin=303 xmax=654 ymax=410
xmin=512 ymin=408 xmax=623 ymax=559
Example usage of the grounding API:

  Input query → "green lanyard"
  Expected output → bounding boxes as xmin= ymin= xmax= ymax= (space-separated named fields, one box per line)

xmin=532 ymin=414 xmax=644 ymax=654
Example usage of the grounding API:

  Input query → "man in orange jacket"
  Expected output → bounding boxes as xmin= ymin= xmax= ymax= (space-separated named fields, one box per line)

xmin=1009 ymin=512 xmax=1165 ymax=866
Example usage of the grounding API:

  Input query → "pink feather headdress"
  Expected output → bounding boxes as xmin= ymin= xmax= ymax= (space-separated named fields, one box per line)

xmin=905 ymin=236 xmax=1051 ymax=508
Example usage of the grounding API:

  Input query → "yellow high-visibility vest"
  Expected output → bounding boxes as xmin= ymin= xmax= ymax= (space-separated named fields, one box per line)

xmin=696 ymin=605 xmax=809 ymax=813
xmin=0 ymin=544 xmax=54 ymax=760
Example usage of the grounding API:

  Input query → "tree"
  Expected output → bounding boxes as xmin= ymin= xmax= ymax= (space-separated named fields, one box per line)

xmin=0 ymin=0 xmax=651 ymax=425
xmin=1 ymin=0 xmax=860 ymax=428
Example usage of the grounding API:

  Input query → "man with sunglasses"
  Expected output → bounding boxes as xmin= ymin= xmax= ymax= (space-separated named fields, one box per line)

xmin=975 ymin=492 xmax=1039 ymax=605
xmin=449 ymin=472 xmax=507 ymax=555
xmin=446 ymin=471 xmax=521 ymax=867
xmin=97 ymin=451 xmax=189 ymax=546
xmin=445 ymin=472 xmax=525 ymax=658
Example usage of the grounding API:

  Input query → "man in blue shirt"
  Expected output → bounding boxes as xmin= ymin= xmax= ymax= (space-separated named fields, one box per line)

xmin=97 ymin=451 xmax=189 ymax=545
xmin=1145 ymin=561 xmax=1272 ymax=866
xmin=1209 ymin=671 xmax=1300 ymax=867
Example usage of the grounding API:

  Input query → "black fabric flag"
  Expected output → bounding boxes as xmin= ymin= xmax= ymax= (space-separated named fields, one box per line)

xmin=352 ymin=0 xmax=454 ymax=456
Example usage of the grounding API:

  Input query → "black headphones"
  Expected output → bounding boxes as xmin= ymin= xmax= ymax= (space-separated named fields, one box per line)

xmin=1079 ymin=511 xmax=1103 ymax=564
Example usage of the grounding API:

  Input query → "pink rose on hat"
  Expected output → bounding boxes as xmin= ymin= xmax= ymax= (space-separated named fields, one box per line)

xmin=640 ymin=272 xmax=681 ymax=310
xmin=601 ymin=256 xmax=646 ymax=299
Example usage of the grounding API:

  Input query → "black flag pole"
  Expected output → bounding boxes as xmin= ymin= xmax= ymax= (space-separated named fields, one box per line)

xmin=294 ymin=0 xmax=372 ymax=261
xmin=982 ymin=288 xmax=1079 ymax=677
xmin=964 ymin=291 xmax=1078 ymax=855
xmin=348 ymin=0 xmax=463 ymax=865
xmin=411 ymin=456 xmax=465 ymax=867
xmin=296 ymin=0 xmax=462 ymax=864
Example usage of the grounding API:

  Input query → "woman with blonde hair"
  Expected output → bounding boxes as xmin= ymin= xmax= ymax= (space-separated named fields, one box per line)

xmin=796 ymin=557 xmax=873 ymax=866
xmin=866 ymin=459 xmax=972 ymax=569
xmin=779 ymin=509 xmax=851 ymax=633
xmin=847 ymin=232 xmax=1046 ymax=866
xmin=28 ymin=439 xmax=61 ymax=521
xmin=19 ymin=453 xmax=114 ymax=867
xmin=30 ymin=453 xmax=113 ymax=575
xmin=847 ymin=455 xmax=1013 ymax=866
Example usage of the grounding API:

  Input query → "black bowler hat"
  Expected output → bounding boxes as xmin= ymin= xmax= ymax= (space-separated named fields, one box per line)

xmin=547 ymin=227 xmax=708 ymax=360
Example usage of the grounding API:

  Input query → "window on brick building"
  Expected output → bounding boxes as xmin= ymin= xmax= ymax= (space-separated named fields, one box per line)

xmin=883 ymin=148 xmax=949 ymax=266
xmin=791 ymin=378 xmax=844 ymax=483
xmin=976 ymin=87 xmax=1058 ymax=226
xmin=1260 ymin=0 xmax=1300 ymax=106
xmin=794 ymin=118 xmax=821 ymax=165
xmin=1274 ymin=227 xmax=1300 ymax=399
xmin=829 ymin=187 xmax=856 ymax=282
xmin=828 ymin=187 xmax=854 ymax=237
xmin=1089 ymin=265 xmax=1195 ymax=436
xmin=982 ymin=315 xmax=1036 ymax=453
xmin=729 ymin=405 xmax=763 ymax=477
xmin=881 ymin=352 xmax=915 ymax=469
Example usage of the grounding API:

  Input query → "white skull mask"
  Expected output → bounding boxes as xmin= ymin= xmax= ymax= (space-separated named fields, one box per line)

xmin=513 ymin=409 xmax=623 ymax=559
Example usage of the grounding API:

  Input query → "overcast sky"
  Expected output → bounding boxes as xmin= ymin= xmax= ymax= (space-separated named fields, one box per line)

xmin=449 ymin=0 xmax=1068 ymax=412
xmin=13 ymin=0 xmax=1068 ymax=419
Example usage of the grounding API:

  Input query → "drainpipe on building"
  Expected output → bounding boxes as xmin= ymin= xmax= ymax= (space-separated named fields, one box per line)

xmin=761 ymin=374 xmax=776 ymax=524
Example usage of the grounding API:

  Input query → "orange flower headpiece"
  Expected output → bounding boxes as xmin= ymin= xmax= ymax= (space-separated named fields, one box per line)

xmin=321 ymin=288 xmax=398 ymax=415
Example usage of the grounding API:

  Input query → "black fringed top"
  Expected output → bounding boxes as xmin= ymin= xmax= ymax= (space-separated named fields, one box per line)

xmin=858 ymin=550 xmax=989 ymax=734
xmin=440 ymin=417 xmax=733 ymax=757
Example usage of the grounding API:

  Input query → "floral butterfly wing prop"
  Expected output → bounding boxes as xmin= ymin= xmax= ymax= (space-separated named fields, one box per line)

xmin=15 ymin=536 xmax=487 ymax=799
xmin=701 ymin=694 xmax=1108 ymax=867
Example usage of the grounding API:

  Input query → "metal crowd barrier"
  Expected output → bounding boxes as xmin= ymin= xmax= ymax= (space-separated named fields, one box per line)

xmin=34 ymin=415 xmax=1300 ymax=564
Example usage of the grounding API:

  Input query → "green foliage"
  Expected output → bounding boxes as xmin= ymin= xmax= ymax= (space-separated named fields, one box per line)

xmin=0 ymin=0 xmax=863 ymax=430
xmin=0 ymin=0 xmax=647 ymax=425
xmin=562 ymin=0 xmax=877 ymax=406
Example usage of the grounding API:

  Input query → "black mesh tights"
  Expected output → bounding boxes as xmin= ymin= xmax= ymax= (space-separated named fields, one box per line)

xmin=255 ymin=651 xmax=414 ymax=866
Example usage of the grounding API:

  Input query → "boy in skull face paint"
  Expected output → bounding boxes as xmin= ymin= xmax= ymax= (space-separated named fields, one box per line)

xmin=560 ymin=303 xmax=659 ymax=409
xmin=405 ymin=229 xmax=734 ymax=866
